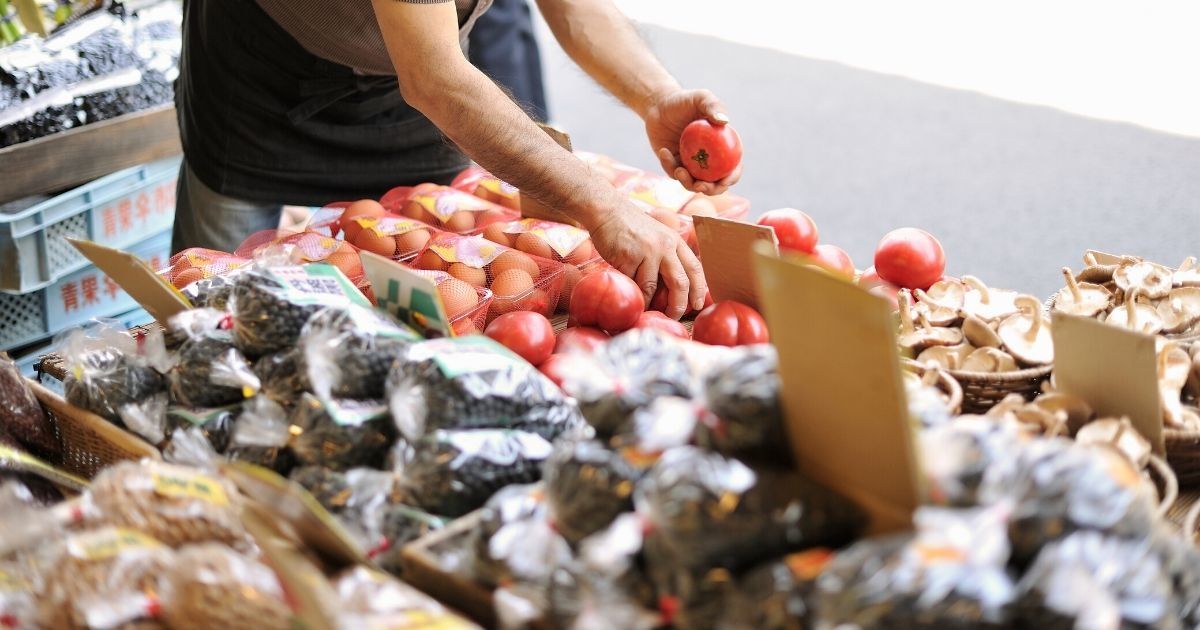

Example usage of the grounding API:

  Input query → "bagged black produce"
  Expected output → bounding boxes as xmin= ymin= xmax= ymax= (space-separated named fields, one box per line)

xmin=180 ymin=267 xmax=248 ymax=311
xmin=561 ymin=329 xmax=695 ymax=437
xmin=59 ymin=323 xmax=167 ymax=442
xmin=544 ymin=439 xmax=640 ymax=545
xmin=225 ymin=396 xmax=294 ymax=474
xmin=232 ymin=263 xmax=369 ymax=358
xmin=374 ymin=503 xmax=448 ymax=575
xmin=162 ymin=405 xmax=236 ymax=454
xmin=560 ymin=512 xmax=659 ymax=628
xmin=919 ymin=416 xmax=1026 ymax=508
xmin=301 ymin=304 xmax=418 ymax=400
xmin=393 ymin=429 xmax=552 ymax=517
xmin=636 ymin=447 xmax=864 ymax=577
xmin=164 ymin=308 xmax=260 ymax=408
xmin=288 ymin=465 xmax=353 ymax=513
xmin=0 ymin=352 xmax=60 ymax=458
xmin=713 ymin=549 xmax=834 ymax=630
xmin=1015 ymin=530 xmax=1180 ymax=629
xmin=694 ymin=344 xmax=789 ymax=462
xmin=816 ymin=507 xmax=1016 ymax=629
xmin=253 ymin=349 xmax=310 ymax=408
xmin=387 ymin=336 xmax=585 ymax=441
xmin=289 ymin=394 xmax=393 ymax=471
xmin=471 ymin=483 xmax=548 ymax=588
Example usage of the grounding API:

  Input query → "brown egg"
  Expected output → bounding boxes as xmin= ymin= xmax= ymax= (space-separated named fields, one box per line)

xmin=452 ymin=318 xmax=479 ymax=336
xmin=355 ymin=229 xmax=397 ymax=258
xmin=491 ymin=268 xmax=535 ymax=299
xmin=438 ymin=277 xmax=481 ymax=319
xmin=482 ymin=223 xmax=512 ymax=247
xmin=326 ymin=242 xmax=364 ymax=279
xmin=172 ymin=267 xmax=204 ymax=289
xmin=416 ymin=250 xmax=449 ymax=272
xmin=491 ymin=250 xmax=539 ymax=279
xmin=564 ymin=240 xmax=596 ymax=266
xmin=444 ymin=211 xmax=477 ymax=233
xmin=514 ymin=232 xmax=554 ymax=260
xmin=681 ymin=197 xmax=718 ymax=217
xmin=402 ymin=201 xmax=435 ymax=225
xmin=448 ymin=262 xmax=487 ymax=288
xmin=341 ymin=218 xmax=365 ymax=242
xmin=395 ymin=229 xmax=431 ymax=256
xmin=342 ymin=199 xmax=386 ymax=223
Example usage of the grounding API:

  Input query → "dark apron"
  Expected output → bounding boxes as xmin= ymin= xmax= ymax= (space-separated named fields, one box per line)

xmin=176 ymin=0 xmax=472 ymax=206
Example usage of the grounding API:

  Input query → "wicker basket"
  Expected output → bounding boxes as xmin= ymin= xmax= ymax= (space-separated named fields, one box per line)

xmin=1166 ymin=424 xmax=1200 ymax=488
xmin=27 ymin=378 xmax=160 ymax=480
xmin=901 ymin=359 xmax=963 ymax=415
xmin=946 ymin=365 xmax=1053 ymax=415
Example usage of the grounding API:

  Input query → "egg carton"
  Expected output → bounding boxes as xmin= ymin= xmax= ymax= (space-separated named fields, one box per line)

xmin=475 ymin=218 xmax=605 ymax=312
xmin=379 ymin=184 xmax=518 ymax=235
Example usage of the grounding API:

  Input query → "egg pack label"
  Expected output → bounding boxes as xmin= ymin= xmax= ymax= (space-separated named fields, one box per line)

xmin=427 ymin=234 xmax=504 ymax=268
xmin=501 ymin=219 xmax=590 ymax=259
xmin=355 ymin=215 xmax=430 ymax=238
xmin=411 ymin=186 xmax=495 ymax=222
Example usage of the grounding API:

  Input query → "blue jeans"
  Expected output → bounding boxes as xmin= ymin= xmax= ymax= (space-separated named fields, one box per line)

xmin=170 ymin=161 xmax=283 ymax=254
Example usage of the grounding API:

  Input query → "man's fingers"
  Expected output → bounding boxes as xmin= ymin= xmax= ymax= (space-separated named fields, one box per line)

xmin=634 ymin=257 xmax=660 ymax=307
xmin=657 ymin=147 xmax=679 ymax=176
xmin=678 ymin=242 xmax=708 ymax=312
xmin=716 ymin=162 xmax=743 ymax=189
xmin=660 ymin=254 xmax=691 ymax=320
xmin=693 ymin=89 xmax=729 ymax=125
xmin=673 ymin=166 xmax=696 ymax=190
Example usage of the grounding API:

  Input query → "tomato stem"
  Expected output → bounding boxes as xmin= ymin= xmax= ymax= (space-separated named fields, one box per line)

xmin=690 ymin=148 xmax=709 ymax=169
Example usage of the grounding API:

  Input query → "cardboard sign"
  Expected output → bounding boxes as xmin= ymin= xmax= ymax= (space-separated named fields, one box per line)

xmin=68 ymin=238 xmax=191 ymax=323
xmin=753 ymin=243 xmax=921 ymax=534
xmin=360 ymin=252 xmax=454 ymax=337
xmin=694 ymin=215 xmax=779 ymax=310
xmin=1051 ymin=312 xmax=1163 ymax=454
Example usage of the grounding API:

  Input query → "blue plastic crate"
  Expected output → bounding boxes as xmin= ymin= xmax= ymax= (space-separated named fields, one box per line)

xmin=0 ymin=228 xmax=173 ymax=351
xmin=12 ymin=306 xmax=155 ymax=384
xmin=0 ymin=157 xmax=181 ymax=293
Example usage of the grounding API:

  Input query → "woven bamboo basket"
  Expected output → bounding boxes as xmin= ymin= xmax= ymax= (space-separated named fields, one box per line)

xmin=1166 ymin=418 xmax=1200 ymax=489
xmin=946 ymin=365 xmax=1054 ymax=415
xmin=26 ymin=378 xmax=160 ymax=480
xmin=901 ymin=359 xmax=963 ymax=415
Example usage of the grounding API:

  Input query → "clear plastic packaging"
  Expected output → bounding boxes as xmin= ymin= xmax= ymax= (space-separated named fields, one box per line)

xmin=919 ymin=416 xmax=1027 ymax=508
xmin=410 ymin=232 xmax=566 ymax=323
xmin=342 ymin=215 xmax=444 ymax=262
xmin=86 ymin=460 xmax=251 ymax=550
xmin=712 ymin=549 xmax=834 ymax=630
xmin=562 ymin=512 xmax=660 ymax=627
xmin=231 ymin=262 xmax=369 ymax=358
xmin=386 ymin=336 xmax=585 ymax=442
xmin=300 ymin=304 xmax=419 ymax=401
xmin=162 ymin=247 xmax=251 ymax=291
xmin=160 ymin=543 xmax=292 ymax=630
xmin=477 ymin=218 xmax=605 ymax=311
xmin=59 ymin=322 xmax=167 ymax=438
xmin=561 ymin=329 xmax=696 ymax=437
xmin=234 ymin=230 xmax=367 ymax=285
xmin=332 ymin=565 xmax=471 ymax=630
xmin=374 ymin=502 xmax=448 ymax=575
xmin=252 ymin=349 xmax=310 ymax=409
xmin=451 ymin=164 xmax=522 ymax=210
xmin=543 ymin=439 xmax=639 ymax=545
xmin=393 ymin=430 xmax=553 ymax=517
xmin=178 ymin=266 xmax=251 ymax=311
xmin=0 ymin=351 xmax=60 ymax=458
xmin=162 ymin=405 xmax=236 ymax=454
xmin=694 ymin=344 xmax=788 ymax=462
xmin=164 ymin=307 xmax=260 ymax=408
xmin=470 ymin=483 xmax=547 ymax=587
xmin=411 ymin=269 xmax=494 ymax=336
xmin=225 ymin=396 xmax=294 ymax=473
xmin=380 ymin=184 xmax=519 ymax=234
xmin=288 ymin=394 xmax=393 ymax=471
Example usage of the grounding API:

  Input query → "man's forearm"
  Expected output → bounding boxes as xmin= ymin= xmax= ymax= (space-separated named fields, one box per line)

xmin=536 ymin=0 xmax=679 ymax=117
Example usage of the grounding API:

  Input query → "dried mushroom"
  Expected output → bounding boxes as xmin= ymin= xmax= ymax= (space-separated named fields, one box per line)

xmin=959 ymin=311 xmax=1002 ymax=349
xmin=1054 ymin=267 xmax=1112 ymax=318
xmin=1113 ymin=261 xmax=1173 ymax=300
xmin=1076 ymin=252 xmax=1139 ymax=285
xmin=913 ymin=289 xmax=960 ymax=327
xmin=1173 ymin=256 xmax=1200 ymax=287
xmin=898 ymin=292 xmax=962 ymax=352
xmin=916 ymin=343 xmax=974 ymax=371
xmin=1155 ymin=287 xmax=1200 ymax=334
xmin=997 ymin=295 xmax=1053 ymax=366
xmin=1158 ymin=343 xmax=1198 ymax=430
xmin=988 ymin=394 xmax=1067 ymax=437
xmin=1105 ymin=289 xmax=1163 ymax=335
xmin=960 ymin=276 xmax=1019 ymax=322
xmin=960 ymin=347 xmax=1019 ymax=373
xmin=1075 ymin=418 xmax=1151 ymax=470
xmin=1033 ymin=392 xmax=1094 ymax=436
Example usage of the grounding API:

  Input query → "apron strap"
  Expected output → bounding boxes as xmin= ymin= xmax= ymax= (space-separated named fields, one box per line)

xmin=286 ymin=74 xmax=403 ymax=125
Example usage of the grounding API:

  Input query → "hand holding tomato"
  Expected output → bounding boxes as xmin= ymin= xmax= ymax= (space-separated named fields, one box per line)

xmin=568 ymin=268 xmax=646 ymax=334
xmin=692 ymin=301 xmax=770 ymax=347
xmin=874 ymin=228 xmax=945 ymax=291
xmin=587 ymin=212 xmax=707 ymax=318
xmin=643 ymin=89 xmax=742 ymax=195
xmin=485 ymin=312 xmax=556 ymax=366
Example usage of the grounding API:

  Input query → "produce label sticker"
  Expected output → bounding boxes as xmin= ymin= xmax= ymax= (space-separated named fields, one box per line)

xmin=425 ymin=336 xmax=524 ymax=377
xmin=754 ymin=244 xmax=921 ymax=535
xmin=0 ymin=445 xmax=88 ymax=492
xmin=167 ymin=405 xmax=235 ymax=427
xmin=413 ymin=187 xmax=494 ymax=222
xmin=504 ymin=219 xmax=590 ymax=259
xmin=67 ymin=528 xmax=165 ymax=561
xmin=151 ymin=467 xmax=231 ymax=506
xmin=1051 ymin=312 xmax=1163 ymax=454
xmin=268 ymin=264 xmax=370 ymax=308
xmin=361 ymin=252 xmax=454 ymax=338
xmin=427 ymin=234 xmax=502 ymax=268
xmin=362 ymin=216 xmax=431 ymax=238
xmin=326 ymin=398 xmax=389 ymax=427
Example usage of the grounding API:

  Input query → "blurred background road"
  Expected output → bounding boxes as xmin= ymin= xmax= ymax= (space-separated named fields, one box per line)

xmin=533 ymin=2 xmax=1200 ymax=298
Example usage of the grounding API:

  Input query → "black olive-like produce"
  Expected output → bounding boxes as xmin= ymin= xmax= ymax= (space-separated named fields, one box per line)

xmin=374 ymin=504 xmax=448 ymax=576
xmin=290 ymin=395 xmax=394 ymax=471
xmin=64 ymin=347 xmax=165 ymax=423
xmin=180 ymin=269 xmax=246 ymax=311
xmin=709 ymin=550 xmax=833 ymax=630
xmin=167 ymin=319 xmax=258 ymax=409
xmin=289 ymin=466 xmax=353 ymax=513
xmin=919 ymin=417 xmax=1025 ymax=508
xmin=696 ymin=345 xmax=789 ymax=462
xmin=471 ymin=483 xmax=547 ymax=586
xmin=163 ymin=406 xmax=236 ymax=453
xmin=395 ymin=430 xmax=553 ymax=518
xmin=254 ymin=350 xmax=310 ymax=408
xmin=232 ymin=267 xmax=334 ymax=358
xmin=544 ymin=440 xmax=640 ymax=545
xmin=301 ymin=305 xmax=416 ymax=400
xmin=386 ymin=337 xmax=585 ymax=441
xmin=225 ymin=397 xmax=295 ymax=474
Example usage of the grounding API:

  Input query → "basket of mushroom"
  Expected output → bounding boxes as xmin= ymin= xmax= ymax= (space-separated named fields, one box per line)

xmin=899 ymin=276 xmax=1054 ymax=414
xmin=1158 ymin=341 xmax=1200 ymax=485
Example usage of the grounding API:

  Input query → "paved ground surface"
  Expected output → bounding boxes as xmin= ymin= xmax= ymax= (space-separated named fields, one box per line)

xmin=539 ymin=25 xmax=1200 ymax=299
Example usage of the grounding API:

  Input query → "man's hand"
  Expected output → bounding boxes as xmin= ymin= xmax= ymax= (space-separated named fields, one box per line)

xmin=645 ymin=89 xmax=743 ymax=196
xmin=586 ymin=203 xmax=707 ymax=320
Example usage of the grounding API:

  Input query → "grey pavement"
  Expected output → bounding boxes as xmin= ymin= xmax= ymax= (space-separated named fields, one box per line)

xmin=540 ymin=25 xmax=1200 ymax=299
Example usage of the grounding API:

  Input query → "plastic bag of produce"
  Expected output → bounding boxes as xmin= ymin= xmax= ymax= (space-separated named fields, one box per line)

xmin=380 ymin=184 xmax=518 ymax=234
xmin=301 ymin=304 xmax=418 ymax=401
xmin=164 ymin=308 xmax=260 ymax=408
xmin=386 ymin=336 xmax=585 ymax=441
xmin=163 ymin=405 xmax=236 ymax=454
xmin=451 ymin=164 xmax=521 ymax=210
xmin=225 ymin=396 xmax=294 ymax=473
xmin=562 ymin=329 xmax=696 ymax=437
xmin=0 ymin=351 xmax=60 ymax=457
xmin=564 ymin=512 xmax=659 ymax=627
xmin=816 ymin=506 xmax=1016 ymax=629
xmin=86 ymin=460 xmax=250 ymax=550
xmin=919 ymin=416 xmax=1027 ymax=508
xmin=0 ymin=559 xmax=35 ymax=630
xmin=164 ymin=248 xmax=251 ymax=292
xmin=1015 ymin=531 xmax=1178 ymax=629
xmin=713 ymin=549 xmax=834 ymax=630
xmin=471 ymin=483 xmax=548 ymax=586
xmin=59 ymin=322 xmax=167 ymax=440
xmin=544 ymin=439 xmax=640 ymax=545
xmin=636 ymin=447 xmax=864 ymax=576
xmin=693 ymin=344 xmax=788 ymax=462
xmin=231 ymin=262 xmax=370 ymax=358
xmin=35 ymin=527 xmax=174 ymax=629
xmin=393 ymin=429 xmax=552 ymax=517
xmin=253 ymin=349 xmax=310 ymax=408
xmin=332 ymin=565 xmax=474 ymax=629
xmin=178 ymin=266 xmax=250 ymax=311
xmin=288 ymin=465 xmax=403 ymax=554
xmin=610 ymin=396 xmax=701 ymax=464
xmin=161 ymin=543 xmax=292 ymax=630
xmin=234 ymin=230 xmax=367 ymax=285
xmin=289 ymin=394 xmax=394 ymax=471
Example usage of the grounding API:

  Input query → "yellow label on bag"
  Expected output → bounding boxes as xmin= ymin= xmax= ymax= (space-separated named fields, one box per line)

xmin=0 ymin=568 xmax=28 ymax=590
xmin=151 ymin=468 xmax=230 ymax=506
xmin=67 ymin=528 xmax=165 ymax=561
xmin=368 ymin=610 xmax=477 ymax=630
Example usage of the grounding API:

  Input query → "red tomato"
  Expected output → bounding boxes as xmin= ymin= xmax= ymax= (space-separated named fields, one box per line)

xmin=635 ymin=311 xmax=690 ymax=339
xmin=692 ymin=301 xmax=769 ymax=347
xmin=555 ymin=327 xmax=609 ymax=355
xmin=757 ymin=209 xmax=819 ymax=254
xmin=874 ymin=228 xmax=946 ymax=291
xmin=868 ymin=284 xmax=900 ymax=310
xmin=539 ymin=354 xmax=569 ymax=388
xmin=650 ymin=284 xmax=713 ymax=318
xmin=485 ymin=312 xmax=556 ymax=366
xmin=679 ymin=120 xmax=743 ymax=182
xmin=568 ymin=268 xmax=645 ymax=334
xmin=810 ymin=244 xmax=855 ymax=277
